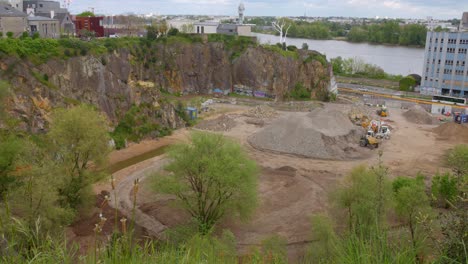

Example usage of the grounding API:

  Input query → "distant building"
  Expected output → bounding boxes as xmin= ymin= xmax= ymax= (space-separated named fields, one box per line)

xmin=23 ymin=0 xmax=74 ymax=34
xmin=461 ymin=12 xmax=468 ymax=31
xmin=74 ymin=16 xmax=104 ymax=37
xmin=194 ymin=22 xmax=218 ymax=34
xmin=421 ymin=30 xmax=468 ymax=98
xmin=216 ymin=24 xmax=251 ymax=36
xmin=27 ymin=15 xmax=58 ymax=38
xmin=0 ymin=2 xmax=27 ymax=37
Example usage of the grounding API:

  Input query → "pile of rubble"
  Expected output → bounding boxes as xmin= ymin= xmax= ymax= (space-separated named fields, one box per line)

xmin=403 ymin=105 xmax=437 ymax=125
xmin=244 ymin=105 xmax=277 ymax=119
xmin=248 ymin=107 xmax=369 ymax=160
xmin=195 ymin=115 xmax=237 ymax=132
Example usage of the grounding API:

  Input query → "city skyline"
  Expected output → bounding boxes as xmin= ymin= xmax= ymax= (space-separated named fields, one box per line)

xmin=67 ymin=0 xmax=468 ymax=20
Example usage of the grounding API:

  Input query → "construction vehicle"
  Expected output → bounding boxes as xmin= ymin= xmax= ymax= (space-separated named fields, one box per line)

xmin=377 ymin=105 xmax=388 ymax=117
xmin=360 ymin=134 xmax=380 ymax=149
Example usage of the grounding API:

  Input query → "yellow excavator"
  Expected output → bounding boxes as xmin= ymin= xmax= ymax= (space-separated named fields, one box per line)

xmin=360 ymin=132 xmax=380 ymax=149
xmin=377 ymin=106 xmax=388 ymax=117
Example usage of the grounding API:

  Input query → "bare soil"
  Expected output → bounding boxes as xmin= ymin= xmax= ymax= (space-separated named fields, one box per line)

xmin=87 ymin=100 xmax=463 ymax=262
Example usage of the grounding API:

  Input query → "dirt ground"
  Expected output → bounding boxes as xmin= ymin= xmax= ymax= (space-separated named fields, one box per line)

xmin=86 ymin=99 xmax=463 ymax=261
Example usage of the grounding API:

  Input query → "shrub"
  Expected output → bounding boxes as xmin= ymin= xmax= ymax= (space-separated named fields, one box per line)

xmin=168 ymin=28 xmax=179 ymax=36
xmin=32 ymin=32 xmax=40 ymax=39
xmin=6 ymin=32 xmax=14 ymax=38
xmin=287 ymin=45 xmax=298 ymax=51
xmin=431 ymin=173 xmax=458 ymax=208
xmin=399 ymin=76 xmax=417 ymax=91
xmin=302 ymin=42 xmax=309 ymax=50
xmin=289 ymin=82 xmax=310 ymax=100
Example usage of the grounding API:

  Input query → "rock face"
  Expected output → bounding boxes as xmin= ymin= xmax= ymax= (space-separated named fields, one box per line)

xmin=0 ymin=42 xmax=329 ymax=132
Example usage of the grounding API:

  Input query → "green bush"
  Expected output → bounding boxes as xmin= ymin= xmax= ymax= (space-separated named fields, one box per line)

xmin=304 ymin=53 xmax=328 ymax=66
xmin=431 ymin=173 xmax=458 ymax=208
xmin=287 ymin=45 xmax=298 ymax=51
xmin=6 ymin=32 xmax=14 ymax=38
xmin=288 ymin=82 xmax=310 ymax=100
xmin=399 ymin=76 xmax=416 ymax=91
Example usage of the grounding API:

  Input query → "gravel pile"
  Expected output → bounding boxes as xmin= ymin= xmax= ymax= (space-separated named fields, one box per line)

xmin=245 ymin=118 xmax=265 ymax=127
xmin=195 ymin=115 xmax=237 ymax=132
xmin=248 ymin=108 xmax=368 ymax=160
xmin=433 ymin=122 xmax=468 ymax=142
xmin=403 ymin=105 xmax=437 ymax=125
xmin=244 ymin=105 xmax=277 ymax=119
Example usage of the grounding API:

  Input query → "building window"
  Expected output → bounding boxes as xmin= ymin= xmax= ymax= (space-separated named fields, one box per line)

xmin=441 ymin=38 xmax=444 ymax=43
xmin=424 ymin=76 xmax=428 ymax=81
xmin=440 ymin=47 xmax=443 ymax=52
xmin=39 ymin=4 xmax=43 ymax=7
xmin=458 ymin=48 xmax=467 ymax=54
xmin=438 ymin=59 xmax=441 ymax=65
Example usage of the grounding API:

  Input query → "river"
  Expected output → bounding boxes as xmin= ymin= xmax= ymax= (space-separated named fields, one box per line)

xmin=254 ymin=33 xmax=425 ymax=76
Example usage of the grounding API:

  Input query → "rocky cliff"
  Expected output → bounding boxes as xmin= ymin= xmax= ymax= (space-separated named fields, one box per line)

xmin=0 ymin=41 xmax=330 ymax=133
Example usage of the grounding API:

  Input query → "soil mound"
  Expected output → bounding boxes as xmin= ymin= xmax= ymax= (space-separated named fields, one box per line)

xmin=403 ymin=105 xmax=437 ymax=125
xmin=244 ymin=105 xmax=277 ymax=119
xmin=433 ymin=122 xmax=468 ymax=142
xmin=248 ymin=108 xmax=369 ymax=160
xmin=195 ymin=115 xmax=237 ymax=132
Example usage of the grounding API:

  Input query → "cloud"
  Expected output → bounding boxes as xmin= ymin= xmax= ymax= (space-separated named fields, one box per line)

xmin=68 ymin=0 xmax=468 ymax=19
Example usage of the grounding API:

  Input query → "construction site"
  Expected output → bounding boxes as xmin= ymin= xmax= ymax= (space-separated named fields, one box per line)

xmin=91 ymin=93 xmax=468 ymax=261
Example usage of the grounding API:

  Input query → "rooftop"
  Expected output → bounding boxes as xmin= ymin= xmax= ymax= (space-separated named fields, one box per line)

xmin=0 ymin=3 xmax=27 ymax=17
xmin=28 ymin=15 xmax=58 ymax=21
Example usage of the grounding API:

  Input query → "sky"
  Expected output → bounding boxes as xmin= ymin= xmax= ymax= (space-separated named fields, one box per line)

xmin=68 ymin=0 xmax=468 ymax=20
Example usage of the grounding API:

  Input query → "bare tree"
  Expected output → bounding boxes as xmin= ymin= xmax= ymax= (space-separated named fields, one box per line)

xmin=272 ymin=18 xmax=291 ymax=44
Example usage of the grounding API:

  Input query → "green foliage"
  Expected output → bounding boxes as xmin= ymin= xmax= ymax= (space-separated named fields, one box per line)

xmin=168 ymin=28 xmax=179 ymax=36
xmin=262 ymin=44 xmax=298 ymax=59
xmin=304 ymin=52 xmax=328 ymax=67
xmin=111 ymin=104 xmax=171 ymax=150
xmin=338 ymin=57 xmax=396 ymax=80
xmin=399 ymin=76 xmax=417 ymax=91
xmin=260 ymin=235 xmax=288 ymax=263
xmin=347 ymin=27 xmax=368 ymax=42
xmin=6 ymin=32 xmax=14 ymax=38
xmin=76 ymin=11 xmax=95 ymax=17
xmin=446 ymin=144 xmax=468 ymax=179
xmin=288 ymin=82 xmax=310 ymax=100
xmin=431 ymin=173 xmax=459 ymax=208
xmin=32 ymin=32 xmax=40 ymax=39
xmin=393 ymin=176 xmax=431 ymax=252
xmin=0 ymin=136 xmax=22 ymax=199
xmin=331 ymin=56 xmax=344 ymax=74
xmin=331 ymin=164 xmax=392 ymax=235
xmin=305 ymin=214 xmax=337 ymax=263
xmin=152 ymin=132 xmax=258 ymax=235
xmin=286 ymin=45 xmax=297 ymax=51
xmin=207 ymin=34 xmax=256 ymax=60
xmin=48 ymin=105 xmax=111 ymax=211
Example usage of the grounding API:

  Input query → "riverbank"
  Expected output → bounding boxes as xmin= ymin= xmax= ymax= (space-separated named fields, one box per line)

xmin=254 ymin=31 xmax=425 ymax=48
xmin=254 ymin=33 xmax=424 ymax=76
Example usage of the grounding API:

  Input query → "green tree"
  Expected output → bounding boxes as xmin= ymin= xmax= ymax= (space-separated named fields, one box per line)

xmin=431 ymin=173 xmax=458 ymax=208
xmin=393 ymin=176 xmax=431 ymax=254
xmin=76 ymin=11 xmax=95 ymax=17
xmin=331 ymin=165 xmax=392 ymax=235
xmin=0 ymin=137 xmax=22 ymax=200
xmin=331 ymin=57 xmax=344 ymax=74
xmin=347 ymin=27 xmax=368 ymax=42
xmin=399 ymin=76 xmax=417 ymax=91
xmin=48 ymin=105 xmax=111 ymax=211
xmin=446 ymin=144 xmax=468 ymax=180
xmin=153 ymin=132 xmax=258 ymax=235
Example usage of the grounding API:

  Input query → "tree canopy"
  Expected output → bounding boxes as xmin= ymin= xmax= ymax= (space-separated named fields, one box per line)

xmin=76 ymin=11 xmax=95 ymax=17
xmin=48 ymin=105 xmax=111 ymax=210
xmin=153 ymin=132 xmax=258 ymax=235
